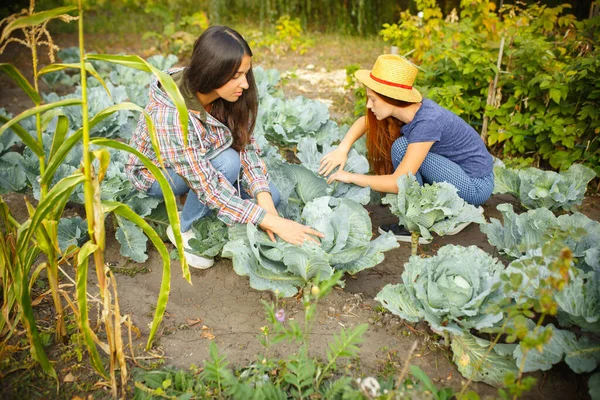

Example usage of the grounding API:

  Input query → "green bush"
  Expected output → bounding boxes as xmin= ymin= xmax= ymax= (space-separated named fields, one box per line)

xmin=380 ymin=0 xmax=600 ymax=179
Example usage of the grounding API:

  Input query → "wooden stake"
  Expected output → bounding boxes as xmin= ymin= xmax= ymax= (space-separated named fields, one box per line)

xmin=481 ymin=36 xmax=505 ymax=143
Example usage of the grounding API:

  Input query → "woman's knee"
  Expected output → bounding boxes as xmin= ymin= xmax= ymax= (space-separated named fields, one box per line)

xmin=147 ymin=169 xmax=190 ymax=198
xmin=212 ymin=148 xmax=241 ymax=183
xmin=391 ymin=137 xmax=408 ymax=169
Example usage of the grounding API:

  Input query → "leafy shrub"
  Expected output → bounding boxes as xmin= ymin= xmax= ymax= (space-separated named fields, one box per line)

xmin=494 ymin=164 xmax=596 ymax=211
xmin=247 ymin=15 xmax=313 ymax=56
xmin=344 ymin=63 xmax=366 ymax=117
xmin=142 ymin=3 xmax=209 ymax=57
xmin=380 ymin=0 xmax=600 ymax=178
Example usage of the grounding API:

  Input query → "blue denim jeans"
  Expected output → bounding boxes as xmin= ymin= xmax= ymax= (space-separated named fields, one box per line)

xmin=147 ymin=148 xmax=280 ymax=232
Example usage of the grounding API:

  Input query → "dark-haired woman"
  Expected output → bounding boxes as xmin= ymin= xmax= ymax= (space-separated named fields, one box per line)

xmin=319 ymin=54 xmax=494 ymax=242
xmin=126 ymin=26 xmax=323 ymax=268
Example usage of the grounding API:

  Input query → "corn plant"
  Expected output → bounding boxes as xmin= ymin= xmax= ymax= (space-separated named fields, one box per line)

xmin=0 ymin=0 xmax=191 ymax=395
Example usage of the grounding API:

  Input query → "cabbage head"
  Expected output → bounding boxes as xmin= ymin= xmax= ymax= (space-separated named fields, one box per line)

xmin=223 ymin=196 xmax=398 ymax=297
xmin=375 ymin=245 xmax=505 ymax=335
xmin=481 ymin=203 xmax=600 ymax=272
xmin=494 ymin=164 xmax=595 ymax=211
xmin=382 ymin=174 xmax=485 ymax=240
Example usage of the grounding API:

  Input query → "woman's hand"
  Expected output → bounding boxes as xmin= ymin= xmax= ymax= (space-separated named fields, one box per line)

xmin=260 ymin=213 xmax=324 ymax=246
xmin=256 ymin=192 xmax=278 ymax=242
xmin=326 ymin=169 xmax=354 ymax=185
xmin=318 ymin=147 xmax=348 ymax=177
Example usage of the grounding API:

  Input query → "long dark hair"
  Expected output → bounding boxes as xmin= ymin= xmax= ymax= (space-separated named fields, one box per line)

xmin=184 ymin=26 xmax=258 ymax=151
xmin=366 ymin=92 xmax=411 ymax=175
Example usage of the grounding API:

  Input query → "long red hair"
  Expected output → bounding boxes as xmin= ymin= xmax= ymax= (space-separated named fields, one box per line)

xmin=365 ymin=92 xmax=412 ymax=175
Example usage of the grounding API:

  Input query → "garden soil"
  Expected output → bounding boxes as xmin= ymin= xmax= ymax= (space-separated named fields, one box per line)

xmin=2 ymin=33 xmax=599 ymax=399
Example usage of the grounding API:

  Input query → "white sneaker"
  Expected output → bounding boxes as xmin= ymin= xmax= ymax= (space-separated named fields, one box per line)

xmin=166 ymin=224 xmax=214 ymax=269
xmin=377 ymin=224 xmax=432 ymax=244
xmin=446 ymin=221 xmax=471 ymax=235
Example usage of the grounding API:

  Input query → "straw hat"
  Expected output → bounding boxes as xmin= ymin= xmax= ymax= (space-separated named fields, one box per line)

xmin=354 ymin=54 xmax=422 ymax=103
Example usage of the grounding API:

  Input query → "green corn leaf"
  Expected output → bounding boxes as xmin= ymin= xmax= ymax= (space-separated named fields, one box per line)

xmin=38 ymin=62 xmax=111 ymax=98
xmin=17 ymin=172 xmax=85 ymax=255
xmin=14 ymin=263 xmax=56 ymax=378
xmin=410 ymin=365 xmax=440 ymax=400
xmin=102 ymin=200 xmax=173 ymax=349
xmin=49 ymin=114 xmax=69 ymax=161
xmin=0 ymin=114 xmax=44 ymax=157
xmin=0 ymin=6 xmax=77 ymax=43
xmin=91 ymin=138 xmax=189 ymax=283
xmin=75 ymin=241 xmax=108 ymax=378
xmin=42 ymin=102 xmax=162 ymax=186
xmin=0 ymin=63 xmax=41 ymax=105
xmin=0 ymin=99 xmax=82 ymax=138
xmin=86 ymin=54 xmax=189 ymax=146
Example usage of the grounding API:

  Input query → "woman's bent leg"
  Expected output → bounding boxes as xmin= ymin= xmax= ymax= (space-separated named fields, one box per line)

xmin=180 ymin=148 xmax=241 ymax=231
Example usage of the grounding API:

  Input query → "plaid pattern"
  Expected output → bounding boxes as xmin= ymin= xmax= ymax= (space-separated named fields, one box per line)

xmin=391 ymin=137 xmax=494 ymax=206
xmin=126 ymin=70 xmax=270 ymax=226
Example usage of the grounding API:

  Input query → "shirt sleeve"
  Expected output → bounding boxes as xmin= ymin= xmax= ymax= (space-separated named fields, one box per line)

xmin=156 ymin=112 xmax=266 ymax=226
xmin=239 ymin=135 xmax=271 ymax=197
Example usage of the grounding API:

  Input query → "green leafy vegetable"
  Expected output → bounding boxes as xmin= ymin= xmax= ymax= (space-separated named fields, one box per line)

xmin=222 ymin=196 xmax=397 ymax=296
xmin=514 ymin=324 xmax=600 ymax=373
xmin=375 ymin=244 xmax=505 ymax=335
xmin=382 ymin=174 xmax=485 ymax=241
xmin=481 ymin=203 xmax=600 ymax=271
xmin=450 ymin=333 xmax=518 ymax=387
xmin=187 ymin=214 xmax=229 ymax=258
xmin=494 ymin=164 xmax=595 ymax=212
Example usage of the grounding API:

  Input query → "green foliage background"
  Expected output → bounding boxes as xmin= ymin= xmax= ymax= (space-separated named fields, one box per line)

xmin=381 ymin=0 xmax=599 ymax=177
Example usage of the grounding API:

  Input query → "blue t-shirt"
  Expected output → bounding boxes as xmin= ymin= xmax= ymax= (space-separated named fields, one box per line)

xmin=401 ymin=99 xmax=493 ymax=178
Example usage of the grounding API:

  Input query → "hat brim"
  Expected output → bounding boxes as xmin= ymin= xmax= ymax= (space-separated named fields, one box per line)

xmin=355 ymin=69 xmax=422 ymax=103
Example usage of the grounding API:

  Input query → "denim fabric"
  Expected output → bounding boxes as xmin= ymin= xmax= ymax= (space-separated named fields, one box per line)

xmin=391 ymin=136 xmax=494 ymax=206
xmin=148 ymin=148 xmax=280 ymax=232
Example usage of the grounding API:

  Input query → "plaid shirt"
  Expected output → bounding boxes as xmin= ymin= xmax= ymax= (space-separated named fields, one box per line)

xmin=126 ymin=69 xmax=270 ymax=226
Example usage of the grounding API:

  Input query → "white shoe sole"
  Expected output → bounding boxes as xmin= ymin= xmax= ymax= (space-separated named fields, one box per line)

xmin=446 ymin=207 xmax=484 ymax=235
xmin=377 ymin=227 xmax=432 ymax=244
xmin=166 ymin=225 xmax=214 ymax=269
xmin=446 ymin=221 xmax=471 ymax=236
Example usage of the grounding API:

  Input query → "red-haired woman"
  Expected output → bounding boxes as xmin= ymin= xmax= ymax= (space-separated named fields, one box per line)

xmin=319 ymin=55 xmax=494 ymax=242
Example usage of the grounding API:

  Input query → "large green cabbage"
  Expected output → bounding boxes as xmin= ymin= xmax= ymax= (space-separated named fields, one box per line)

xmin=375 ymin=245 xmax=506 ymax=335
xmin=494 ymin=164 xmax=595 ymax=211
xmin=481 ymin=203 xmax=600 ymax=272
xmin=222 ymin=196 xmax=398 ymax=297
xmin=503 ymin=253 xmax=600 ymax=333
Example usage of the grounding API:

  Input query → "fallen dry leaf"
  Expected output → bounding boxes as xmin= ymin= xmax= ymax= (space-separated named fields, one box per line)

xmin=201 ymin=331 xmax=215 ymax=340
xmin=200 ymin=325 xmax=215 ymax=339
xmin=63 ymin=372 xmax=75 ymax=382
xmin=186 ymin=317 xmax=202 ymax=327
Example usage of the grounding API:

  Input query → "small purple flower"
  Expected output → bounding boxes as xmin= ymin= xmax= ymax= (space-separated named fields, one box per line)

xmin=275 ymin=308 xmax=285 ymax=322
